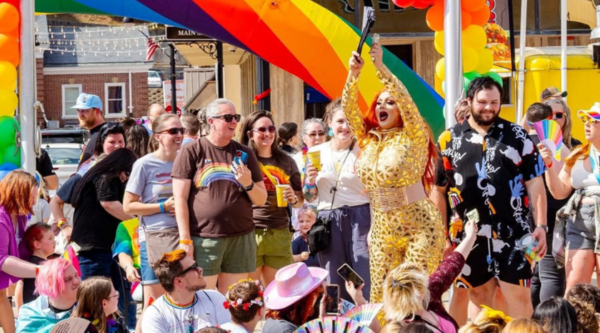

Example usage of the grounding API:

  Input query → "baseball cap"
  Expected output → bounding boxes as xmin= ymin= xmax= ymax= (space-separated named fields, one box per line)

xmin=71 ymin=93 xmax=102 ymax=110
xmin=540 ymin=87 xmax=567 ymax=102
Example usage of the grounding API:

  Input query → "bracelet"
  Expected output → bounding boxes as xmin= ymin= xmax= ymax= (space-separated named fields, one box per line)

xmin=304 ymin=183 xmax=316 ymax=190
xmin=290 ymin=196 xmax=299 ymax=205
xmin=35 ymin=266 xmax=39 ymax=276
xmin=57 ymin=219 xmax=67 ymax=229
xmin=179 ymin=239 xmax=193 ymax=245
xmin=159 ymin=202 xmax=165 ymax=213
xmin=546 ymin=161 xmax=553 ymax=168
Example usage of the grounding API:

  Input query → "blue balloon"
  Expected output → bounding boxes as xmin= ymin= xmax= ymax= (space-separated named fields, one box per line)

xmin=0 ymin=170 xmax=11 ymax=182
xmin=0 ymin=162 xmax=18 ymax=171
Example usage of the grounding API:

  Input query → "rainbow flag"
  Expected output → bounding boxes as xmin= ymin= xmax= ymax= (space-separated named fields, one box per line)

xmin=112 ymin=218 xmax=141 ymax=270
xmin=62 ymin=244 xmax=81 ymax=276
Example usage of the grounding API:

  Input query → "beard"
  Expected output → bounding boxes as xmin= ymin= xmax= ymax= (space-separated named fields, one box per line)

xmin=471 ymin=108 xmax=500 ymax=126
xmin=79 ymin=116 xmax=96 ymax=129
xmin=186 ymin=279 xmax=207 ymax=292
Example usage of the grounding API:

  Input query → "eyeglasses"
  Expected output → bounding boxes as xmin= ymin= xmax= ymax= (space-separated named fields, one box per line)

xmin=212 ymin=114 xmax=241 ymax=123
xmin=125 ymin=171 xmax=131 ymax=177
xmin=552 ymin=112 xmax=564 ymax=120
xmin=252 ymin=125 xmax=276 ymax=134
xmin=159 ymin=127 xmax=185 ymax=135
xmin=177 ymin=262 xmax=201 ymax=277
xmin=307 ymin=131 xmax=326 ymax=139
xmin=107 ymin=291 xmax=119 ymax=299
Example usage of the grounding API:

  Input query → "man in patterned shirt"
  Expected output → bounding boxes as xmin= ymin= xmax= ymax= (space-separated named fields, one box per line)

xmin=431 ymin=77 xmax=548 ymax=319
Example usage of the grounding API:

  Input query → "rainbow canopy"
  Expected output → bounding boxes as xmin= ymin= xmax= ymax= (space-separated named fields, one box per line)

xmin=36 ymin=0 xmax=445 ymax=136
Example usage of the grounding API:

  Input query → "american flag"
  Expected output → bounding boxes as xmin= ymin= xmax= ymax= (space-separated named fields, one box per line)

xmin=146 ymin=38 xmax=159 ymax=62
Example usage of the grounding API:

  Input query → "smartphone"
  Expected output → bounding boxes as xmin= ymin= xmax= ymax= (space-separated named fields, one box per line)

xmin=325 ymin=284 xmax=340 ymax=315
xmin=337 ymin=263 xmax=364 ymax=288
xmin=233 ymin=150 xmax=248 ymax=166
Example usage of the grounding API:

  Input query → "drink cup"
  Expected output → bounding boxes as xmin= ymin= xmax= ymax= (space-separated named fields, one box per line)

xmin=276 ymin=185 xmax=290 ymax=207
xmin=307 ymin=151 xmax=321 ymax=171
xmin=519 ymin=234 xmax=541 ymax=262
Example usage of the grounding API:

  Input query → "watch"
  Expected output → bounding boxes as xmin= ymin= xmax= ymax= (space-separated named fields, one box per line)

xmin=242 ymin=182 xmax=254 ymax=192
xmin=536 ymin=224 xmax=548 ymax=233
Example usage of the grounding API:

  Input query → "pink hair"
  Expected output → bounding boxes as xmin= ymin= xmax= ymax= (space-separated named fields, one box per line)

xmin=35 ymin=258 xmax=73 ymax=298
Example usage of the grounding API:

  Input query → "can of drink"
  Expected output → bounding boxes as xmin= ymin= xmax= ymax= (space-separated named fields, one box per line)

xmin=519 ymin=234 xmax=541 ymax=262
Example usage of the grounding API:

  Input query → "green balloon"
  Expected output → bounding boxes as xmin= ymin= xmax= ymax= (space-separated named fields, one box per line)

xmin=0 ymin=116 xmax=18 ymax=152
xmin=483 ymin=72 xmax=504 ymax=88
xmin=2 ymin=144 xmax=20 ymax=167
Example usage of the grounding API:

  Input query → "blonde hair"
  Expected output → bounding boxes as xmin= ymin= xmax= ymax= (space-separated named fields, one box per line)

xmin=501 ymin=319 xmax=544 ymax=333
xmin=545 ymin=99 xmax=574 ymax=149
xmin=459 ymin=307 xmax=511 ymax=333
xmin=383 ymin=263 xmax=430 ymax=323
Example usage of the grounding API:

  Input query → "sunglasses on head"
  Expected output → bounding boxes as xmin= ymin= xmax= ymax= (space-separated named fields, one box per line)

xmin=308 ymin=131 xmax=326 ymax=139
xmin=213 ymin=114 xmax=241 ymax=123
xmin=252 ymin=125 xmax=276 ymax=134
xmin=177 ymin=262 xmax=200 ymax=277
xmin=159 ymin=127 xmax=185 ymax=135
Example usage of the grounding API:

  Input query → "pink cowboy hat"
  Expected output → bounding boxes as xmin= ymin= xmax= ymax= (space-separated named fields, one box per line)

xmin=264 ymin=262 xmax=329 ymax=310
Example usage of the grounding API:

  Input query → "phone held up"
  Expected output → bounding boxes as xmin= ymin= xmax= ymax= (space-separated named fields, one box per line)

xmin=233 ymin=150 xmax=248 ymax=170
xmin=325 ymin=284 xmax=340 ymax=316
xmin=337 ymin=263 xmax=364 ymax=288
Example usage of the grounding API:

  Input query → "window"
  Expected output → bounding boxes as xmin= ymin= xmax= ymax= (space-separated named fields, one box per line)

xmin=104 ymin=83 xmax=126 ymax=117
xmin=501 ymin=76 xmax=513 ymax=106
xmin=62 ymin=84 xmax=82 ymax=118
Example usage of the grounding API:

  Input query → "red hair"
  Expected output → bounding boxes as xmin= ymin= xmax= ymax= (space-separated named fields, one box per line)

xmin=24 ymin=222 xmax=52 ymax=252
xmin=0 ymin=170 xmax=37 ymax=216
xmin=365 ymin=90 xmax=439 ymax=194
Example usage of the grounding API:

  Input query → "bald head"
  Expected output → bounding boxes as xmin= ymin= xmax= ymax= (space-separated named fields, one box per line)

xmin=148 ymin=104 xmax=166 ymax=120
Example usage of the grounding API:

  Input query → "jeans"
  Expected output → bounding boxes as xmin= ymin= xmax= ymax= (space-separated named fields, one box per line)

xmin=78 ymin=250 xmax=137 ymax=329
xmin=531 ymin=252 xmax=566 ymax=308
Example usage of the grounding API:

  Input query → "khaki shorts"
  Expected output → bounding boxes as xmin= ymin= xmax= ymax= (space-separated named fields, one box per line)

xmin=192 ymin=231 xmax=256 ymax=276
xmin=255 ymin=228 xmax=293 ymax=269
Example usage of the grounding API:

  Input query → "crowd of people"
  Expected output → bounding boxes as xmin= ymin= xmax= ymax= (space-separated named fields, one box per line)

xmin=0 ymin=40 xmax=598 ymax=333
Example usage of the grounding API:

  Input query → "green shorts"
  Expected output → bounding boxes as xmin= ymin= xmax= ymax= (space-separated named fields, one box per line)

xmin=192 ymin=231 xmax=256 ymax=276
xmin=255 ymin=228 xmax=293 ymax=269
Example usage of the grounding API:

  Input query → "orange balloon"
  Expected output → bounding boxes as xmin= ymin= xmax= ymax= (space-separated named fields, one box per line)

xmin=462 ymin=11 xmax=472 ymax=30
xmin=426 ymin=4 xmax=445 ymax=31
xmin=0 ymin=3 xmax=19 ymax=34
xmin=471 ymin=6 xmax=491 ymax=26
xmin=0 ymin=35 xmax=18 ymax=66
xmin=462 ymin=0 xmax=487 ymax=12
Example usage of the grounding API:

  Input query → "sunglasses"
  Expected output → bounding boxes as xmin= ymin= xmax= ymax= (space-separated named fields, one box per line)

xmin=159 ymin=127 xmax=185 ymax=135
xmin=177 ymin=262 xmax=201 ymax=277
xmin=581 ymin=114 xmax=599 ymax=125
xmin=252 ymin=125 xmax=276 ymax=134
xmin=307 ymin=131 xmax=326 ymax=139
xmin=212 ymin=114 xmax=241 ymax=123
xmin=548 ymin=112 xmax=564 ymax=120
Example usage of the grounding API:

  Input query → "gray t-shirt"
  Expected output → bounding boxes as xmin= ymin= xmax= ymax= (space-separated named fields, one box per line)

xmin=262 ymin=319 xmax=296 ymax=333
xmin=126 ymin=153 xmax=177 ymax=242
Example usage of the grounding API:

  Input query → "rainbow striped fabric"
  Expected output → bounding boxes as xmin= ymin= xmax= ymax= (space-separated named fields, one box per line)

xmin=35 ymin=0 xmax=445 ymax=136
xmin=112 ymin=218 xmax=141 ymax=270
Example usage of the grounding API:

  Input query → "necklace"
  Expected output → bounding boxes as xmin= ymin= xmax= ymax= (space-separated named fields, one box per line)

xmin=332 ymin=143 xmax=351 ymax=174
xmin=48 ymin=298 xmax=73 ymax=321
xmin=164 ymin=293 xmax=199 ymax=333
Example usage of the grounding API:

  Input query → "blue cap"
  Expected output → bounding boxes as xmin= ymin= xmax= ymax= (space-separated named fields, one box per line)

xmin=71 ymin=93 xmax=103 ymax=110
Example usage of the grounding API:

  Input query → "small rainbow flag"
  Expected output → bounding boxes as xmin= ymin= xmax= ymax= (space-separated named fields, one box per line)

xmin=62 ymin=243 xmax=81 ymax=277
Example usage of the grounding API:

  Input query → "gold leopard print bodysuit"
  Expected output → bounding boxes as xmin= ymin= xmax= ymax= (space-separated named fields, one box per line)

xmin=341 ymin=66 xmax=445 ymax=305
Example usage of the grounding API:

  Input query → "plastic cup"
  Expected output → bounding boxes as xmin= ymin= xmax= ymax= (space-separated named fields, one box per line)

xmin=307 ymin=151 xmax=321 ymax=171
xmin=276 ymin=185 xmax=290 ymax=207
xmin=519 ymin=234 xmax=541 ymax=262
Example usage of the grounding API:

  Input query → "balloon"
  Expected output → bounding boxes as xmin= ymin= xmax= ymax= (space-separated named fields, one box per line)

xmin=0 ymin=163 xmax=17 ymax=171
xmin=462 ymin=11 xmax=472 ymax=30
xmin=483 ymin=71 xmax=504 ymax=87
xmin=0 ymin=170 xmax=11 ymax=182
xmin=426 ymin=4 xmax=445 ymax=31
xmin=475 ymin=48 xmax=494 ymax=74
xmin=463 ymin=25 xmax=487 ymax=50
xmin=462 ymin=0 xmax=487 ymax=12
xmin=0 ymin=3 xmax=19 ymax=34
xmin=0 ymin=34 xmax=18 ymax=64
xmin=471 ymin=6 xmax=491 ymax=26
xmin=0 ymin=61 xmax=16 ymax=90
xmin=434 ymin=31 xmax=444 ymax=55
xmin=2 ymin=145 xmax=20 ymax=168
xmin=441 ymin=81 xmax=446 ymax=94
xmin=0 ymin=89 xmax=17 ymax=117
xmin=0 ymin=116 xmax=18 ymax=151
xmin=436 ymin=57 xmax=445 ymax=80
xmin=412 ymin=0 xmax=432 ymax=9
xmin=462 ymin=46 xmax=479 ymax=73
xmin=393 ymin=0 xmax=415 ymax=8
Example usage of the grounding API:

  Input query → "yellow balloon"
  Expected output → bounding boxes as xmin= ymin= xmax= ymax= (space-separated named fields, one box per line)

xmin=0 ymin=89 xmax=17 ymax=117
xmin=0 ymin=61 xmax=16 ymax=90
xmin=475 ymin=48 xmax=494 ymax=74
xmin=463 ymin=46 xmax=479 ymax=73
xmin=436 ymin=57 xmax=445 ymax=80
xmin=434 ymin=31 xmax=445 ymax=56
xmin=463 ymin=25 xmax=487 ymax=50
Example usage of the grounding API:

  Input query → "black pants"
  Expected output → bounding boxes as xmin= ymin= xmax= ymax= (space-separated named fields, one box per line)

xmin=531 ymin=252 xmax=566 ymax=309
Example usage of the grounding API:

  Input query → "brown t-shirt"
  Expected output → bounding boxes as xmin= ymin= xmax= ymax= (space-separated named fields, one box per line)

xmin=172 ymin=137 xmax=263 ymax=238
xmin=254 ymin=155 xmax=302 ymax=229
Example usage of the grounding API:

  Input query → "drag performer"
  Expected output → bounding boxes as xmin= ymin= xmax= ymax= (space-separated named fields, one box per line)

xmin=342 ymin=42 xmax=445 ymax=303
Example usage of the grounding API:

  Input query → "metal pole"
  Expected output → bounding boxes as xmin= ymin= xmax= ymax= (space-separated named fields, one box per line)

xmin=354 ymin=0 xmax=360 ymax=27
xmin=255 ymin=57 xmax=271 ymax=111
xmin=20 ymin=0 xmax=35 ymax=174
xmin=169 ymin=43 xmax=177 ymax=114
xmin=444 ymin=0 xmax=462 ymax=128
xmin=560 ymin=0 xmax=567 ymax=103
xmin=516 ymin=0 xmax=528 ymax=124
xmin=216 ymin=41 xmax=224 ymax=98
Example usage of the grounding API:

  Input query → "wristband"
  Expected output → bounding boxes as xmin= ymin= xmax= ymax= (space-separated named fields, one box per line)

xmin=546 ymin=161 xmax=553 ymax=168
xmin=304 ymin=183 xmax=316 ymax=190
xmin=35 ymin=266 xmax=39 ymax=276
xmin=290 ymin=196 xmax=299 ymax=205
xmin=159 ymin=202 xmax=165 ymax=213
xmin=179 ymin=239 xmax=193 ymax=245
xmin=57 ymin=219 xmax=67 ymax=229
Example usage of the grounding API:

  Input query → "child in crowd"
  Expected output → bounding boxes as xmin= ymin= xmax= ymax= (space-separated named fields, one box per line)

xmin=221 ymin=278 xmax=264 ymax=333
xmin=16 ymin=223 xmax=56 ymax=313
xmin=565 ymin=283 xmax=600 ymax=333
xmin=29 ymin=173 xmax=50 ymax=225
xmin=291 ymin=205 xmax=319 ymax=267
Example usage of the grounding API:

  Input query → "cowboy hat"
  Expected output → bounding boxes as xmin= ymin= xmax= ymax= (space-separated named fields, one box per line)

xmin=577 ymin=102 xmax=600 ymax=123
xmin=264 ymin=262 xmax=328 ymax=310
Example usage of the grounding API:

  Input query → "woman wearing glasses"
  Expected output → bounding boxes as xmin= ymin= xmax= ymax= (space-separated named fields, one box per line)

xmin=545 ymin=99 xmax=581 ymax=150
xmin=539 ymin=103 xmax=600 ymax=295
xmin=123 ymin=114 xmax=182 ymax=310
xmin=240 ymin=111 xmax=303 ymax=287
xmin=73 ymin=277 xmax=128 ymax=333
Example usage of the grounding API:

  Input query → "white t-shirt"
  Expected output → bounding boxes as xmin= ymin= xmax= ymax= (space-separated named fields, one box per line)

xmin=29 ymin=199 xmax=50 ymax=226
xmin=310 ymin=141 xmax=369 ymax=210
xmin=142 ymin=290 xmax=231 ymax=333
xmin=220 ymin=322 xmax=249 ymax=333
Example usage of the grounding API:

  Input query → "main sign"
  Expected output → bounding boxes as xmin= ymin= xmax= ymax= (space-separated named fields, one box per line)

xmin=165 ymin=27 xmax=214 ymax=41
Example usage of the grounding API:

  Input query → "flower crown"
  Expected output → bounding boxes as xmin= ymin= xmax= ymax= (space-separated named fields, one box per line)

xmin=223 ymin=278 xmax=264 ymax=311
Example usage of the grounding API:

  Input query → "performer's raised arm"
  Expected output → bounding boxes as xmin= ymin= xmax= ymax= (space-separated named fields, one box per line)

xmin=342 ymin=52 xmax=367 ymax=141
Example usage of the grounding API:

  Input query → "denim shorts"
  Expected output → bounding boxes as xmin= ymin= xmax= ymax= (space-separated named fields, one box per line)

xmin=139 ymin=241 xmax=159 ymax=285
